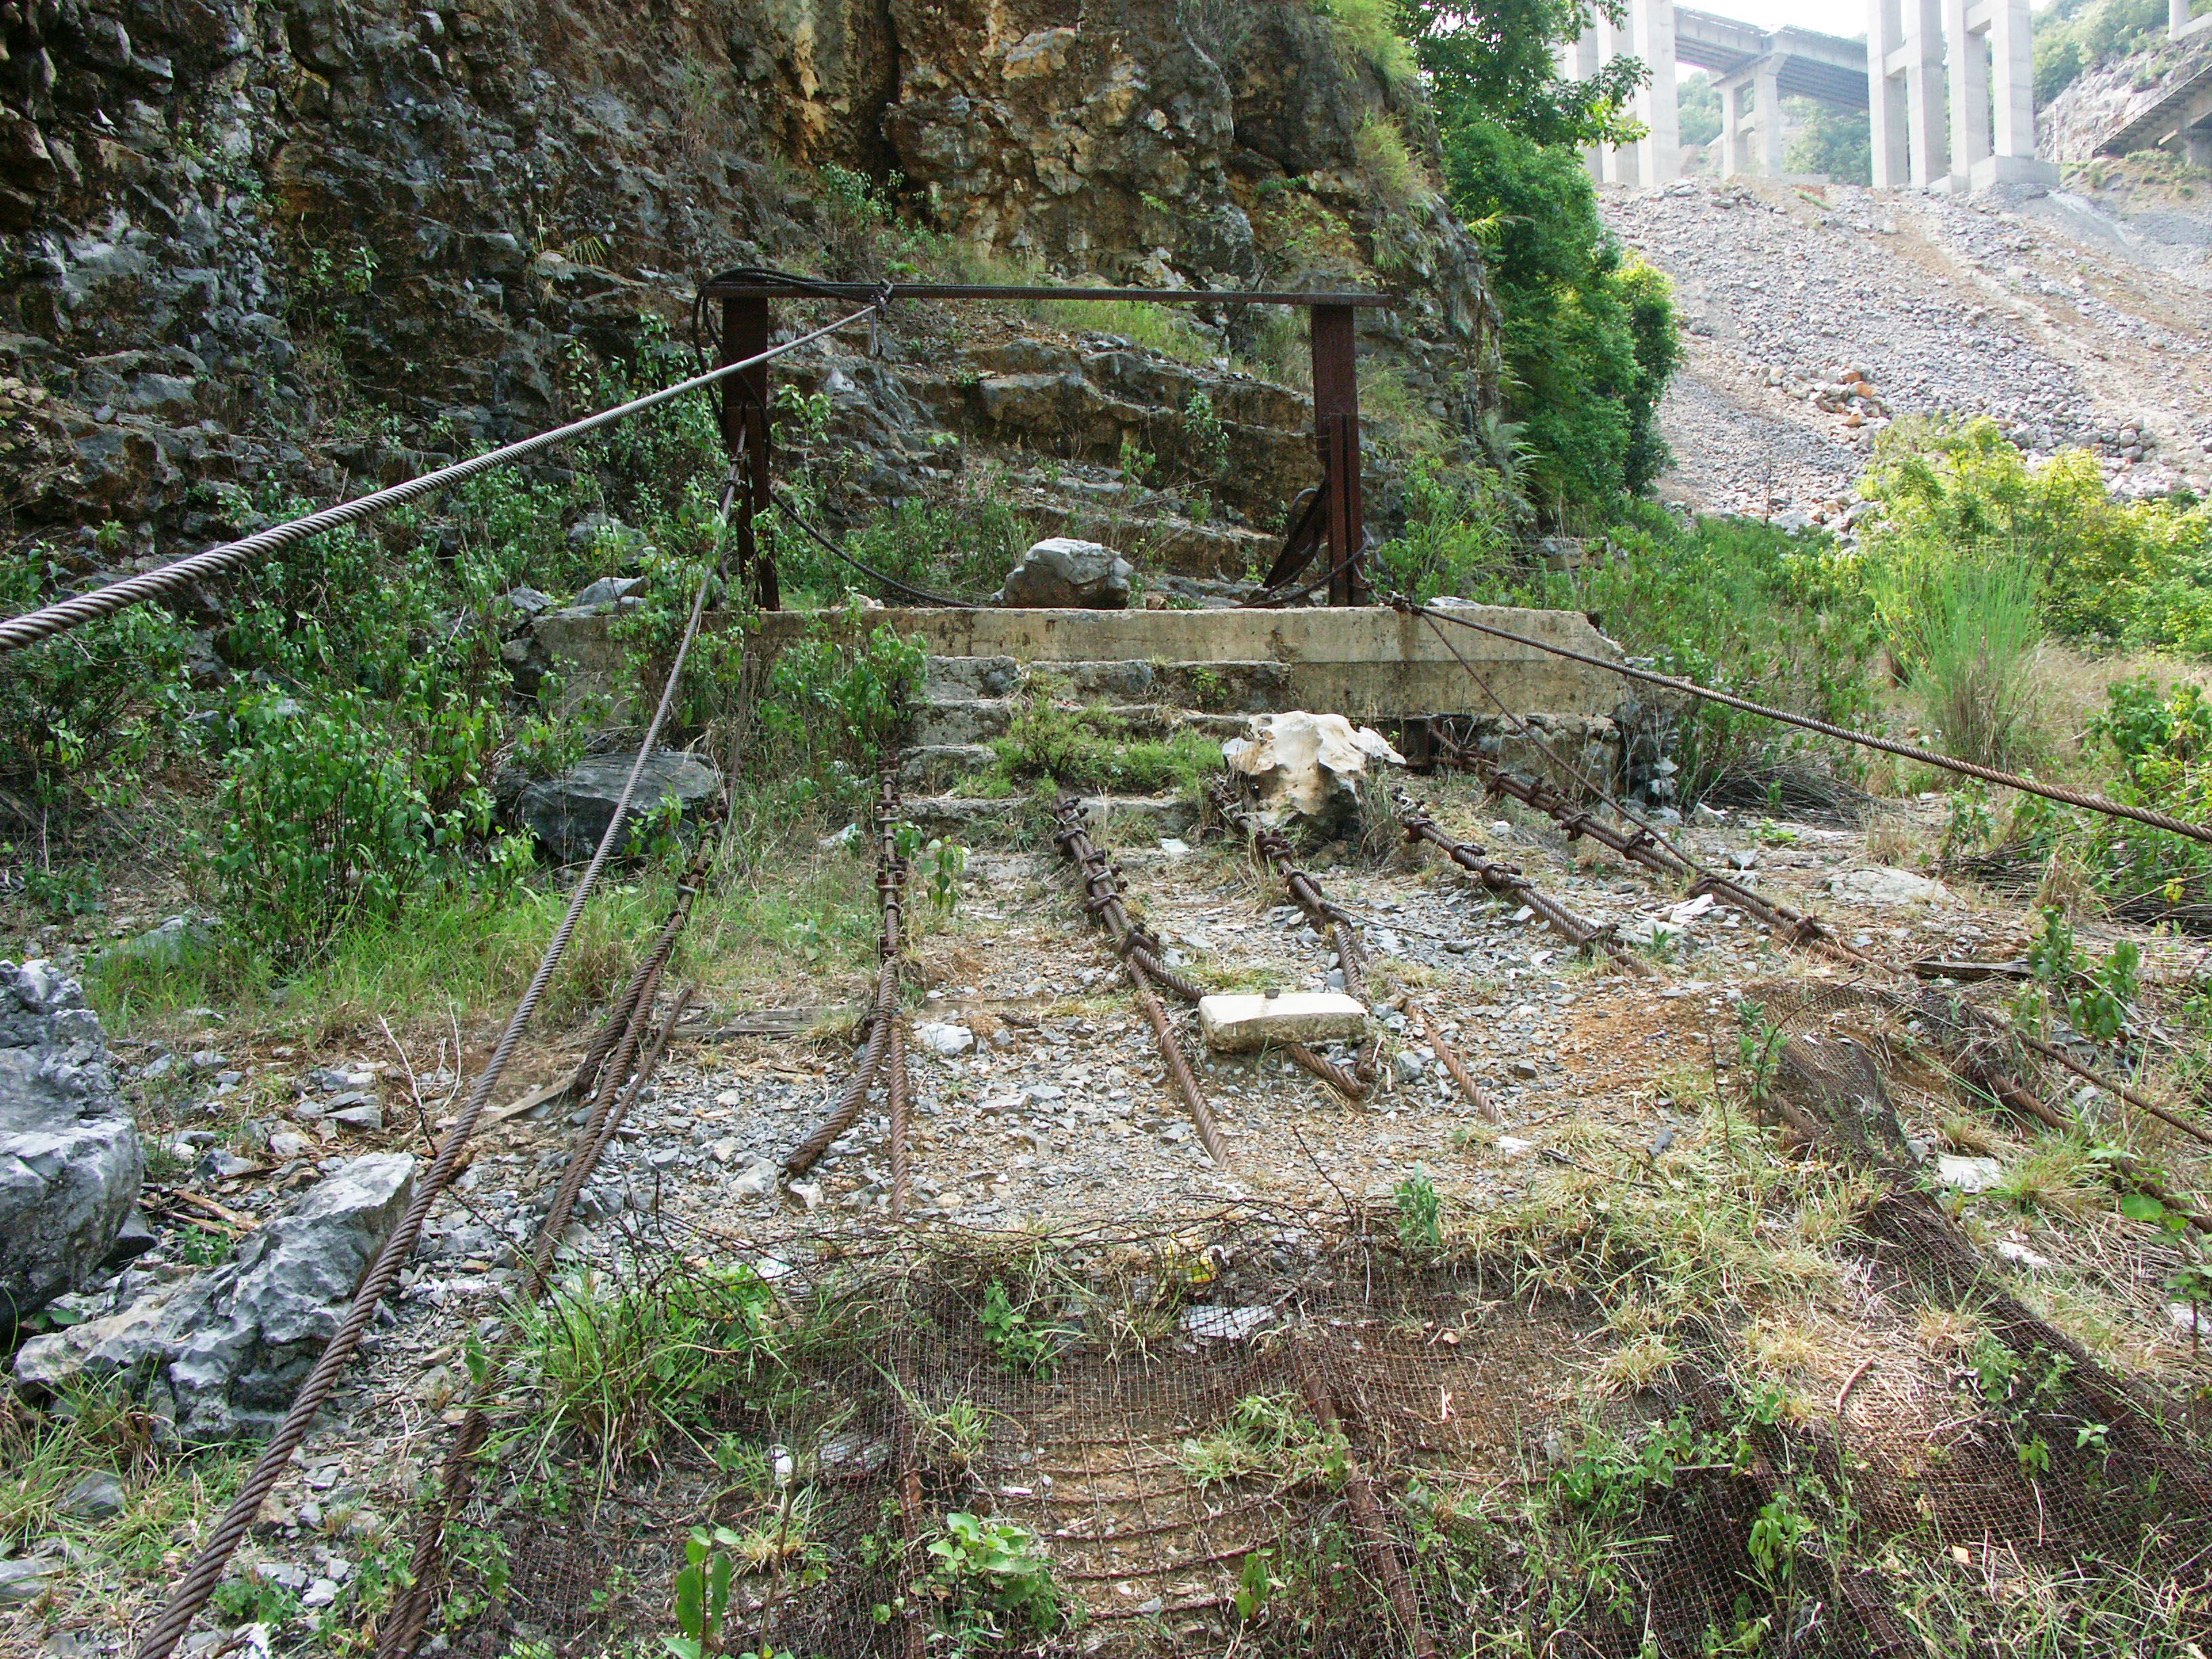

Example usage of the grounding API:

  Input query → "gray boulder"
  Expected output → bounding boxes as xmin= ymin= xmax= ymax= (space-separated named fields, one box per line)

xmin=515 ymin=752 xmax=722 ymax=863
xmin=12 ymin=1153 xmax=415 ymax=1443
xmin=997 ymin=538 xmax=1133 ymax=609
xmin=1 ymin=960 xmax=143 ymax=1327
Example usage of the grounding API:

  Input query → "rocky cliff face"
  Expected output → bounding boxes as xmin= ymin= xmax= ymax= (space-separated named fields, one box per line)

xmin=1 ymin=0 xmax=1495 ymax=566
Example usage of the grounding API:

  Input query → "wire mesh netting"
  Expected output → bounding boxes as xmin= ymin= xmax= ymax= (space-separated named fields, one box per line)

xmin=422 ymin=1165 xmax=2212 ymax=1659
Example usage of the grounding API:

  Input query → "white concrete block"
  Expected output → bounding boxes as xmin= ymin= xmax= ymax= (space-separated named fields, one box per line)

xmin=1197 ymin=992 xmax=1367 ymax=1054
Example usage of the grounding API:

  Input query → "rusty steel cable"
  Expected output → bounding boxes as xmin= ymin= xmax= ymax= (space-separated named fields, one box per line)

xmin=1415 ymin=1000 xmax=1496 ymax=1122
xmin=1393 ymin=789 xmax=1646 ymax=975
xmin=3 ymin=308 xmax=875 ymax=657
xmin=1048 ymin=800 xmax=1207 ymax=1001
xmin=1048 ymin=795 xmax=1229 ymax=1165
xmin=566 ymin=842 xmax=716 ymax=1102
xmin=1405 ymin=599 xmax=2212 ymax=848
xmin=785 ymin=776 xmax=908 ymax=1178
xmin=887 ymin=1015 xmax=910 ymax=1223
xmin=134 ymin=478 xmax=739 ymax=1659
xmin=1427 ymin=726 xmax=1874 ymax=972
xmin=382 ymin=981 xmax=697 ymax=1658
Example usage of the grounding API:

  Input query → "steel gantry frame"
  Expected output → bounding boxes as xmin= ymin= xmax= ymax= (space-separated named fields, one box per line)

xmin=695 ymin=276 xmax=1396 ymax=609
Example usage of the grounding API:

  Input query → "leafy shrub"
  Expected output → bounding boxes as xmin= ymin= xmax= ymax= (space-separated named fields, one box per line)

xmin=213 ymin=685 xmax=514 ymax=954
xmin=1860 ymin=417 xmax=2212 ymax=655
xmin=753 ymin=611 xmax=926 ymax=800
xmin=0 ymin=574 xmax=192 ymax=804
xmin=1525 ymin=509 xmax=1879 ymax=806
xmin=838 ymin=485 xmax=1029 ymax=603
xmin=925 ymin=1512 xmax=1066 ymax=1641
xmin=1372 ymin=456 xmax=1518 ymax=601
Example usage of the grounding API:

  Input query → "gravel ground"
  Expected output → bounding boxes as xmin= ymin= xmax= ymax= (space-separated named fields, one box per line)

xmin=1607 ymin=174 xmax=2212 ymax=525
xmin=20 ymin=777 xmax=2212 ymax=1650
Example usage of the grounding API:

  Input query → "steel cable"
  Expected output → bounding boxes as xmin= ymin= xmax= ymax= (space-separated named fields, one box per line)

xmin=1405 ymin=600 xmax=2212 ymax=848
xmin=4 ymin=308 xmax=876 ymax=655
xmin=134 ymin=476 xmax=739 ymax=1659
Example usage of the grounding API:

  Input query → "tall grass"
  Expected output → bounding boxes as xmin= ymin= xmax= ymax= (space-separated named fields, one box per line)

xmin=1916 ymin=558 xmax=2049 ymax=771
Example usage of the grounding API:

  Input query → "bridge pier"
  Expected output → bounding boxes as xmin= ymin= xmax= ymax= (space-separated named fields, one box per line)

xmin=1869 ymin=0 xmax=1947 ymax=188
xmin=1560 ymin=0 xmax=2052 ymax=194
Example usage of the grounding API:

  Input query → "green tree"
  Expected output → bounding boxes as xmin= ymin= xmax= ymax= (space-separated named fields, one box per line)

xmin=1784 ymin=100 xmax=1872 ymax=184
xmin=1411 ymin=0 xmax=1681 ymax=509
xmin=1408 ymin=0 xmax=1643 ymax=148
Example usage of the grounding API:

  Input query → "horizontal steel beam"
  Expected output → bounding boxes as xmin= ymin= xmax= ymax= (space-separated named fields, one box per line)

xmin=696 ymin=279 xmax=1397 ymax=307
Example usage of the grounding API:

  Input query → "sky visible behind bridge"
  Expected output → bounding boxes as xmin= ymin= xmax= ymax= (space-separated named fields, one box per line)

xmin=1682 ymin=0 xmax=2064 ymax=47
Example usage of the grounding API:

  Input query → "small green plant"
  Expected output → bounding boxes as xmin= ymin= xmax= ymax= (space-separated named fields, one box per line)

xmin=924 ymin=1512 xmax=1065 ymax=1643
xmin=1178 ymin=1393 xmax=1345 ymax=1490
xmin=1179 ymin=391 xmax=1231 ymax=483
xmin=1393 ymin=1169 xmax=1442 ymax=1254
xmin=1118 ymin=434 xmax=1157 ymax=490
xmin=20 ymin=863 xmax=102 ymax=921
xmin=1746 ymin=1488 xmax=1814 ymax=1591
xmin=924 ymin=838 xmax=967 ymax=916
xmin=979 ymin=1280 xmax=1069 ymax=1377
xmin=2027 ymin=907 xmax=2139 ymax=1043
xmin=1942 ymin=780 xmax=1993 ymax=859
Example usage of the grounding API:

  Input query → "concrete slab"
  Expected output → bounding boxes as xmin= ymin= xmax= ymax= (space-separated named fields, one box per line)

xmin=534 ymin=602 xmax=1625 ymax=722
xmin=1198 ymin=991 xmax=1369 ymax=1053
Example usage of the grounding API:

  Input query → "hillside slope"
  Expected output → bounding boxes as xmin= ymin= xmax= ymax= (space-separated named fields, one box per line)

xmin=1606 ymin=171 xmax=2212 ymax=529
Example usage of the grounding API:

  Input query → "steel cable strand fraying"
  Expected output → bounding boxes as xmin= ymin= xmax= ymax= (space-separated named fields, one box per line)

xmin=133 ymin=476 xmax=741 ymax=1659
xmin=4 ymin=308 xmax=875 ymax=655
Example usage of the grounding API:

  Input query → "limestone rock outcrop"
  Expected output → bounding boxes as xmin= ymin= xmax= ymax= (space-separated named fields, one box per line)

xmin=0 ymin=959 xmax=142 ymax=1327
xmin=0 ymin=0 xmax=1497 ymax=567
xmin=997 ymin=537 xmax=1132 ymax=609
xmin=13 ymin=1152 xmax=416 ymax=1442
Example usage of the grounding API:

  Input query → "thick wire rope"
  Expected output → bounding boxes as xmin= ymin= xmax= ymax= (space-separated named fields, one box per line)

xmin=134 ymin=476 xmax=743 ymax=1659
xmin=1 ymin=307 xmax=876 ymax=654
xmin=1404 ymin=599 xmax=2212 ymax=847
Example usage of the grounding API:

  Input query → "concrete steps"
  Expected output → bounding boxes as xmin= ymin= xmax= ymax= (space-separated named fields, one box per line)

xmin=876 ymin=604 xmax=1631 ymax=848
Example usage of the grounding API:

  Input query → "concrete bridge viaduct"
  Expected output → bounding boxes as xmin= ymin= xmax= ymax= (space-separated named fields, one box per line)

xmin=1557 ymin=0 xmax=2060 ymax=193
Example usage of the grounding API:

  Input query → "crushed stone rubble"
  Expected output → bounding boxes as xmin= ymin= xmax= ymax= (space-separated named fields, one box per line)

xmin=1607 ymin=177 xmax=2212 ymax=531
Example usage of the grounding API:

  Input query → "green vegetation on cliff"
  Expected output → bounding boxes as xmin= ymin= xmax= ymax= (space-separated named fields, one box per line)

xmin=1410 ymin=0 xmax=1681 ymax=511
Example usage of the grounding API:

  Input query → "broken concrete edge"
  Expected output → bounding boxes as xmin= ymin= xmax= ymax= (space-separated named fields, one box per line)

xmin=1198 ymin=991 xmax=1370 ymax=1054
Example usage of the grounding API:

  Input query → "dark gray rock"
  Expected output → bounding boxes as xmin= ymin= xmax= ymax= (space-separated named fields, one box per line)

xmin=0 ymin=960 xmax=143 ymax=1328
xmin=515 ymin=752 xmax=723 ymax=863
xmin=997 ymin=538 xmax=1133 ymax=609
xmin=12 ymin=1153 xmax=416 ymax=1443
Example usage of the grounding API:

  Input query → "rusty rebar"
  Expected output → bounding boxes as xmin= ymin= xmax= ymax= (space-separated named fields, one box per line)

xmin=1416 ymin=1001 xmax=1496 ymax=1122
xmin=785 ymin=775 xmax=908 ymax=1179
xmin=1284 ymin=1040 xmax=1373 ymax=1099
xmin=1050 ymin=795 xmax=1228 ymax=1165
xmin=1128 ymin=957 xmax=1231 ymax=1164
xmin=1393 ymin=789 xmax=1647 ymax=975
xmin=1423 ymin=722 xmax=1875 ymax=972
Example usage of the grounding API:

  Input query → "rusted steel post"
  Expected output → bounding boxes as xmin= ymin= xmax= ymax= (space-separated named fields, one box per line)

xmin=719 ymin=292 xmax=778 ymax=610
xmin=1309 ymin=303 xmax=1366 ymax=607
